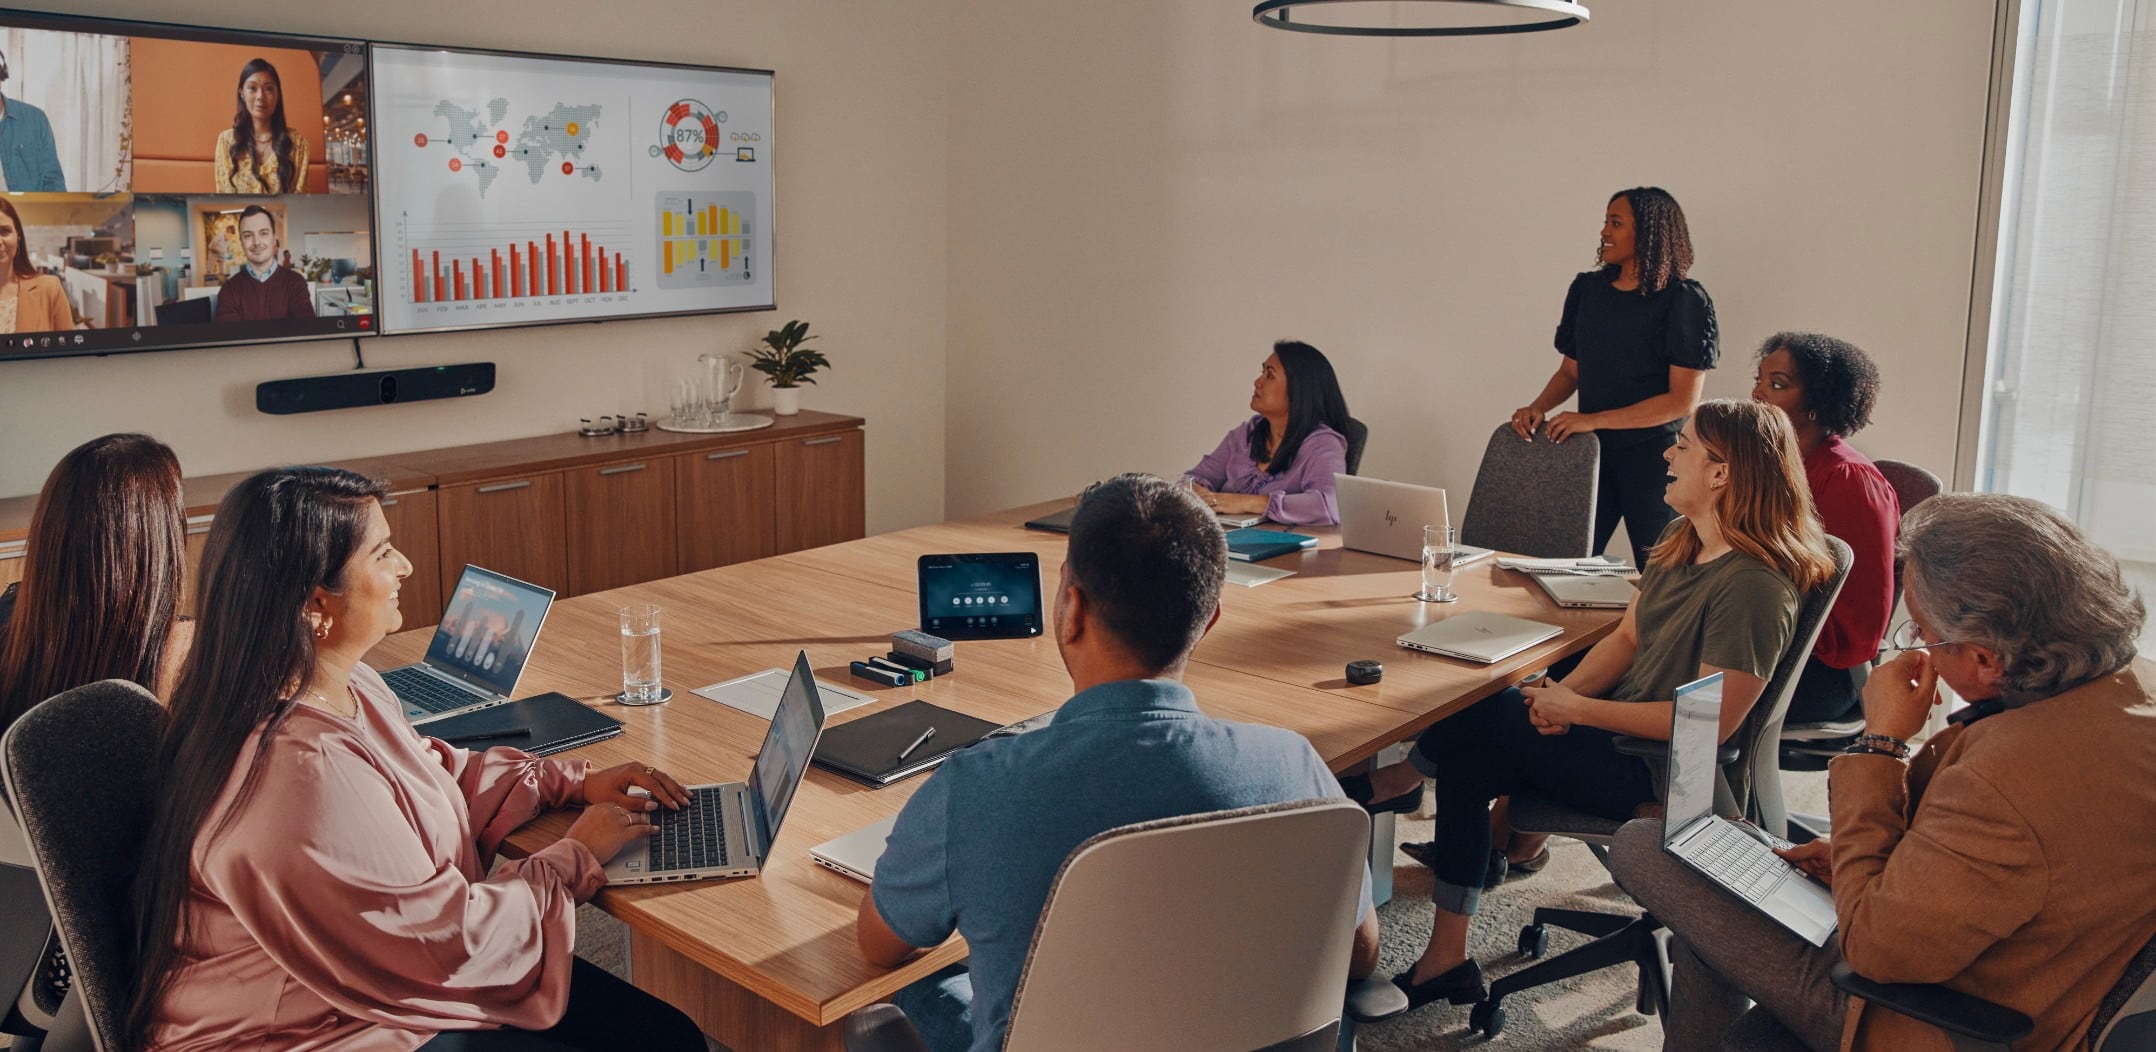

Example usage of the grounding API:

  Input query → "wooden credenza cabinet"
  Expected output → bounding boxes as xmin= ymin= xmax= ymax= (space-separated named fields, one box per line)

xmin=0 ymin=411 xmax=865 ymax=631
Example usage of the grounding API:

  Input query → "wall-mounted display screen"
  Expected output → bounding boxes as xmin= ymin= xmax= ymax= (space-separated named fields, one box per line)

xmin=369 ymin=45 xmax=775 ymax=336
xmin=0 ymin=10 xmax=376 ymax=361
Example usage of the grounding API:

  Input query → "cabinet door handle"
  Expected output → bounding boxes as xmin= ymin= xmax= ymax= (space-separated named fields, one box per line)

xmin=598 ymin=463 xmax=647 ymax=476
xmin=379 ymin=497 xmax=400 ymax=508
xmin=477 ymin=480 xmax=534 ymax=494
xmin=803 ymin=436 xmax=843 ymax=447
xmin=705 ymin=448 xmax=750 ymax=461
xmin=186 ymin=513 xmax=216 ymax=537
xmin=0 ymin=544 xmax=24 ymax=562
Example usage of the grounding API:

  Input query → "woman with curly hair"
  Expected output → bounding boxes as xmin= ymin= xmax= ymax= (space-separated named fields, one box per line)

xmin=1753 ymin=332 xmax=1900 ymax=723
xmin=1510 ymin=187 xmax=1719 ymax=567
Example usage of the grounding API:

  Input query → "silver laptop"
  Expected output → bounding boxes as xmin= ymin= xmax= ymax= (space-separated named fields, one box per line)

xmin=1662 ymin=673 xmax=1838 ymax=947
xmin=385 ymin=565 xmax=555 ymax=725
xmin=1396 ymin=610 xmax=1561 ymax=664
xmin=1334 ymin=474 xmax=1493 ymax=566
xmin=810 ymin=814 xmax=897 ymax=884
xmin=1527 ymin=571 xmax=1637 ymax=609
xmin=604 ymin=651 xmax=829 ymax=885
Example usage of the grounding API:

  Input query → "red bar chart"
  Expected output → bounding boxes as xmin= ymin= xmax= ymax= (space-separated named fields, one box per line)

xmin=410 ymin=229 xmax=627 ymax=305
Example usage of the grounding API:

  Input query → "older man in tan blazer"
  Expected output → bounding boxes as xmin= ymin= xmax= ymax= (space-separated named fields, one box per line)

xmin=1610 ymin=493 xmax=2156 ymax=1051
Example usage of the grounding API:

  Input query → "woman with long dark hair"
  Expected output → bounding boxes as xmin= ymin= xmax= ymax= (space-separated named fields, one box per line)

xmin=1357 ymin=400 xmax=1832 ymax=1014
xmin=124 ymin=468 xmax=705 ymax=1051
xmin=0 ymin=433 xmax=189 ymax=729
xmin=0 ymin=195 xmax=75 ymax=334
xmin=1510 ymin=187 xmax=1718 ymax=566
xmin=1186 ymin=340 xmax=1353 ymax=526
xmin=211 ymin=57 xmax=308 ymax=194
xmin=1752 ymin=331 xmax=1899 ymax=723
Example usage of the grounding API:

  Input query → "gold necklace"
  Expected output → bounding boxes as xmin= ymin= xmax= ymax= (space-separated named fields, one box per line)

xmin=301 ymin=682 xmax=358 ymax=719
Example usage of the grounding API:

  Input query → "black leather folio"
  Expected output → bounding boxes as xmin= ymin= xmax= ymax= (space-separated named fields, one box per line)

xmin=425 ymin=692 xmax=624 ymax=756
xmin=811 ymin=700 xmax=1001 ymax=786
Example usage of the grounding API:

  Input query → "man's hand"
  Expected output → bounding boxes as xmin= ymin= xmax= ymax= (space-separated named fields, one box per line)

xmin=1775 ymin=838 xmax=1833 ymax=889
xmin=1862 ymin=651 xmax=1942 ymax=742
xmin=582 ymin=762 xmax=691 ymax=811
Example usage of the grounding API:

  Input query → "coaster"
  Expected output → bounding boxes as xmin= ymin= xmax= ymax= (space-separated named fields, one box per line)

xmin=617 ymin=687 xmax=674 ymax=706
xmin=655 ymin=413 xmax=776 ymax=434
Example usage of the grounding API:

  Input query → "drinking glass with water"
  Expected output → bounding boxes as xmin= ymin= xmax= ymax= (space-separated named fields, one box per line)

xmin=620 ymin=602 xmax=667 ymax=705
xmin=1418 ymin=525 xmax=1459 ymax=603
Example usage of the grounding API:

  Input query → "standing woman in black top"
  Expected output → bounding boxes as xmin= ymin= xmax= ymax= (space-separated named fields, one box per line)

xmin=1509 ymin=187 xmax=1718 ymax=567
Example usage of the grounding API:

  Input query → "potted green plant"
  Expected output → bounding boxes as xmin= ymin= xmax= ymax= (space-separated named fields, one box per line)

xmin=745 ymin=319 xmax=831 ymax=416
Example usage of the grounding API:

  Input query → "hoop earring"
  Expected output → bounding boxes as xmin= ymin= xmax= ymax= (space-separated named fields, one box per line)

xmin=1807 ymin=410 xmax=1818 ymax=421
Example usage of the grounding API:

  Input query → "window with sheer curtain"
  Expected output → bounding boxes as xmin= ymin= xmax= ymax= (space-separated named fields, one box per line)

xmin=0 ymin=28 xmax=130 ymax=192
xmin=1980 ymin=0 xmax=2155 ymax=645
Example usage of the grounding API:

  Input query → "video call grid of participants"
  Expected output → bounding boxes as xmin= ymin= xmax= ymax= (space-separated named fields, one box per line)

xmin=0 ymin=20 xmax=376 ymax=352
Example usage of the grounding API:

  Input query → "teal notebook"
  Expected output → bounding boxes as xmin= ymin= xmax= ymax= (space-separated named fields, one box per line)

xmin=1224 ymin=527 xmax=1318 ymax=563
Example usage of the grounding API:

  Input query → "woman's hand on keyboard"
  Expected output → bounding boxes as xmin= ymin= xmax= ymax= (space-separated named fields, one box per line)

xmin=1774 ymin=838 xmax=1834 ymax=889
xmin=583 ymin=761 xmax=692 ymax=811
xmin=566 ymin=802 xmax=659 ymax=863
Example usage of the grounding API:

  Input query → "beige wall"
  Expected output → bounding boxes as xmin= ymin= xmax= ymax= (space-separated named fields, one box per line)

xmin=944 ymin=1 xmax=1995 ymax=525
xmin=0 ymin=0 xmax=948 ymax=535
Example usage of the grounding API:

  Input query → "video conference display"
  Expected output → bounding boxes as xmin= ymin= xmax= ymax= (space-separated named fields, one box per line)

xmin=370 ymin=45 xmax=775 ymax=335
xmin=0 ymin=11 xmax=376 ymax=360
xmin=0 ymin=9 xmax=777 ymax=363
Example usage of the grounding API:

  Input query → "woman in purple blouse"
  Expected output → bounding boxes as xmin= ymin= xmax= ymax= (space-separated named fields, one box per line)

xmin=1186 ymin=340 xmax=1353 ymax=526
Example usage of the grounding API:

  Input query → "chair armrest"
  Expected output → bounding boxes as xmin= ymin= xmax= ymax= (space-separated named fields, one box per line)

xmin=1346 ymin=976 xmax=1409 ymax=1023
xmin=1827 ymin=962 xmax=2034 ymax=1044
xmin=843 ymin=1003 xmax=934 ymax=1052
xmin=1612 ymin=735 xmax=1737 ymax=765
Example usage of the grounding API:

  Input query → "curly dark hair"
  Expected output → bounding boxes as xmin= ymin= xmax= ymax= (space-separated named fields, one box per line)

xmin=1600 ymin=187 xmax=1695 ymax=295
xmin=1756 ymin=331 xmax=1882 ymax=438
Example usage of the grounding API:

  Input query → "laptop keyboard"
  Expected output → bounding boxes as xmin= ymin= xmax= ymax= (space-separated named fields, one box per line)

xmin=653 ymin=786 xmax=734 ymax=871
xmin=1679 ymin=822 xmax=1785 ymax=902
xmin=385 ymin=667 xmax=483 ymax=714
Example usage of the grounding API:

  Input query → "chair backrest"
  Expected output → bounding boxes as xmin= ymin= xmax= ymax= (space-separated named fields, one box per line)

xmin=1341 ymin=417 xmax=1369 ymax=477
xmin=1001 ymin=799 xmax=1369 ymax=1052
xmin=2094 ymin=930 xmax=2156 ymax=1050
xmin=1 ymin=680 xmax=164 ymax=1052
xmin=1871 ymin=458 xmax=1943 ymax=518
xmin=1736 ymin=536 xmax=1852 ymax=837
xmin=1459 ymin=424 xmax=1600 ymax=559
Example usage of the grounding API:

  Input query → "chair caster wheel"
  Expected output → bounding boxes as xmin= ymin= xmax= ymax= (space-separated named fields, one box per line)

xmin=1470 ymin=998 xmax=1507 ymax=1038
xmin=1517 ymin=924 xmax=1549 ymax=959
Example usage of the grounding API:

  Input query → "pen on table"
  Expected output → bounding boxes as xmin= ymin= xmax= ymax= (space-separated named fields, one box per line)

xmin=897 ymin=727 xmax=937 ymax=761
xmin=444 ymin=729 xmax=531 ymax=747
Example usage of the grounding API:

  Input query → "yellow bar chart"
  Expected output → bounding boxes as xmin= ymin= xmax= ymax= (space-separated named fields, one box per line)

xmin=656 ymin=191 xmax=754 ymax=288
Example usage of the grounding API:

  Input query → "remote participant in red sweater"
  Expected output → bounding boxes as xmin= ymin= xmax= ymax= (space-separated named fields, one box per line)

xmin=214 ymin=205 xmax=314 ymax=322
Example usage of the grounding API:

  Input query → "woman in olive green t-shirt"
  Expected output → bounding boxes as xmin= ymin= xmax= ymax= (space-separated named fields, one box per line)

xmin=1358 ymin=399 xmax=1837 ymax=1014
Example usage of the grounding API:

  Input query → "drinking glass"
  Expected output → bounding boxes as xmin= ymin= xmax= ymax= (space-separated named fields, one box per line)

xmin=619 ymin=603 xmax=668 ymax=704
xmin=1418 ymin=525 xmax=1459 ymax=603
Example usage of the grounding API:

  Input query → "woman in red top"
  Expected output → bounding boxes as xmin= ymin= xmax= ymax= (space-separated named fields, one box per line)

xmin=1752 ymin=332 xmax=1900 ymax=722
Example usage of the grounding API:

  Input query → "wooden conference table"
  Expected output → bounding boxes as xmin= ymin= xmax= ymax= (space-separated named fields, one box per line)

xmin=365 ymin=501 xmax=1624 ymax=1051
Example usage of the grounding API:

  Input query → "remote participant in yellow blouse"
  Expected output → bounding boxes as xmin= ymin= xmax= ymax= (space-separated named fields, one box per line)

xmin=213 ymin=58 xmax=309 ymax=194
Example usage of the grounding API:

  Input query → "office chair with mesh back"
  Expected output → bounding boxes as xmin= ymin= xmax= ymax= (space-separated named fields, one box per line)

xmin=842 ymin=799 xmax=1407 ymax=1052
xmin=1469 ymin=538 xmax=1852 ymax=1038
xmin=1779 ymin=458 xmax=1943 ymax=781
xmin=1458 ymin=424 xmax=1600 ymax=559
xmin=1341 ymin=417 xmax=1369 ymax=477
xmin=1 ymin=680 xmax=165 ymax=1052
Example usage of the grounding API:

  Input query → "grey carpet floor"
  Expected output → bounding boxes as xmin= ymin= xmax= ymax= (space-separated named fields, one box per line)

xmin=574 ymin=768 xmax=1831 ymax=1051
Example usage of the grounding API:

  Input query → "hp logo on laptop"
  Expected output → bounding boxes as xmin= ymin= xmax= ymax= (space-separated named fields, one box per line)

xmin=1384 ymin=509 xmax=1398 ymax=527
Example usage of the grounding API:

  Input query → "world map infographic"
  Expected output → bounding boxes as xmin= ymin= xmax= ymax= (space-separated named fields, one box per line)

xmin=370 ymin=44 xmax=776 ymax=334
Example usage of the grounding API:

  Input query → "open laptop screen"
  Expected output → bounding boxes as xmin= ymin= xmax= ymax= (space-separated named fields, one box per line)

xmin=1663 ymin=673 xmax=1726 ymax=839
xmin=748 ymin=651 xmax=827 ymax=850
xmin=424 ymin=566 xmax=554 ymax=696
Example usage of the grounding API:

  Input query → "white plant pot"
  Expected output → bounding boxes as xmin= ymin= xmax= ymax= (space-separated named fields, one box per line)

xmin=770 ymin=386 xmax=801 ymax=416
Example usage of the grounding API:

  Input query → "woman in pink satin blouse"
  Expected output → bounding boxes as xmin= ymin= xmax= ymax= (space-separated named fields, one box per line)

xmin=122 ymin=467 xmax=708 ymax=1051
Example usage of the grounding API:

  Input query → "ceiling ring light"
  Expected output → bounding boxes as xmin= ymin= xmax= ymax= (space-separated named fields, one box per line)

xmin=1252 ymin=0 xmax=1589 ymax=37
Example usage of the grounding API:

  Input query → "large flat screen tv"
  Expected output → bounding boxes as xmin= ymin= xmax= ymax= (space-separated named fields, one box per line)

xmin=0 ymin=8 xmax=377 ymax=362
xmin=368 ymin=44 xmax=775 ymax=336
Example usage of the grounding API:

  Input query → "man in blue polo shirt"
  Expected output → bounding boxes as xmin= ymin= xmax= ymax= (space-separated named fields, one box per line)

xmin=856 ymin=472 xmax=1380 ymax=1052
xmin=0 ymin=52 xmax=66 ymax=192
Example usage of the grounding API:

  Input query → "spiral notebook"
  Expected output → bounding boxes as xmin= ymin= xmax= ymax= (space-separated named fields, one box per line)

xmin=810 ymin=700 xmax=1002 ymax=786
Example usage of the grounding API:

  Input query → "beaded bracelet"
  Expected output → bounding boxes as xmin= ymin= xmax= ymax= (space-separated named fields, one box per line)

xmin=1844 ymin=733 xmax=1911 ymax=760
